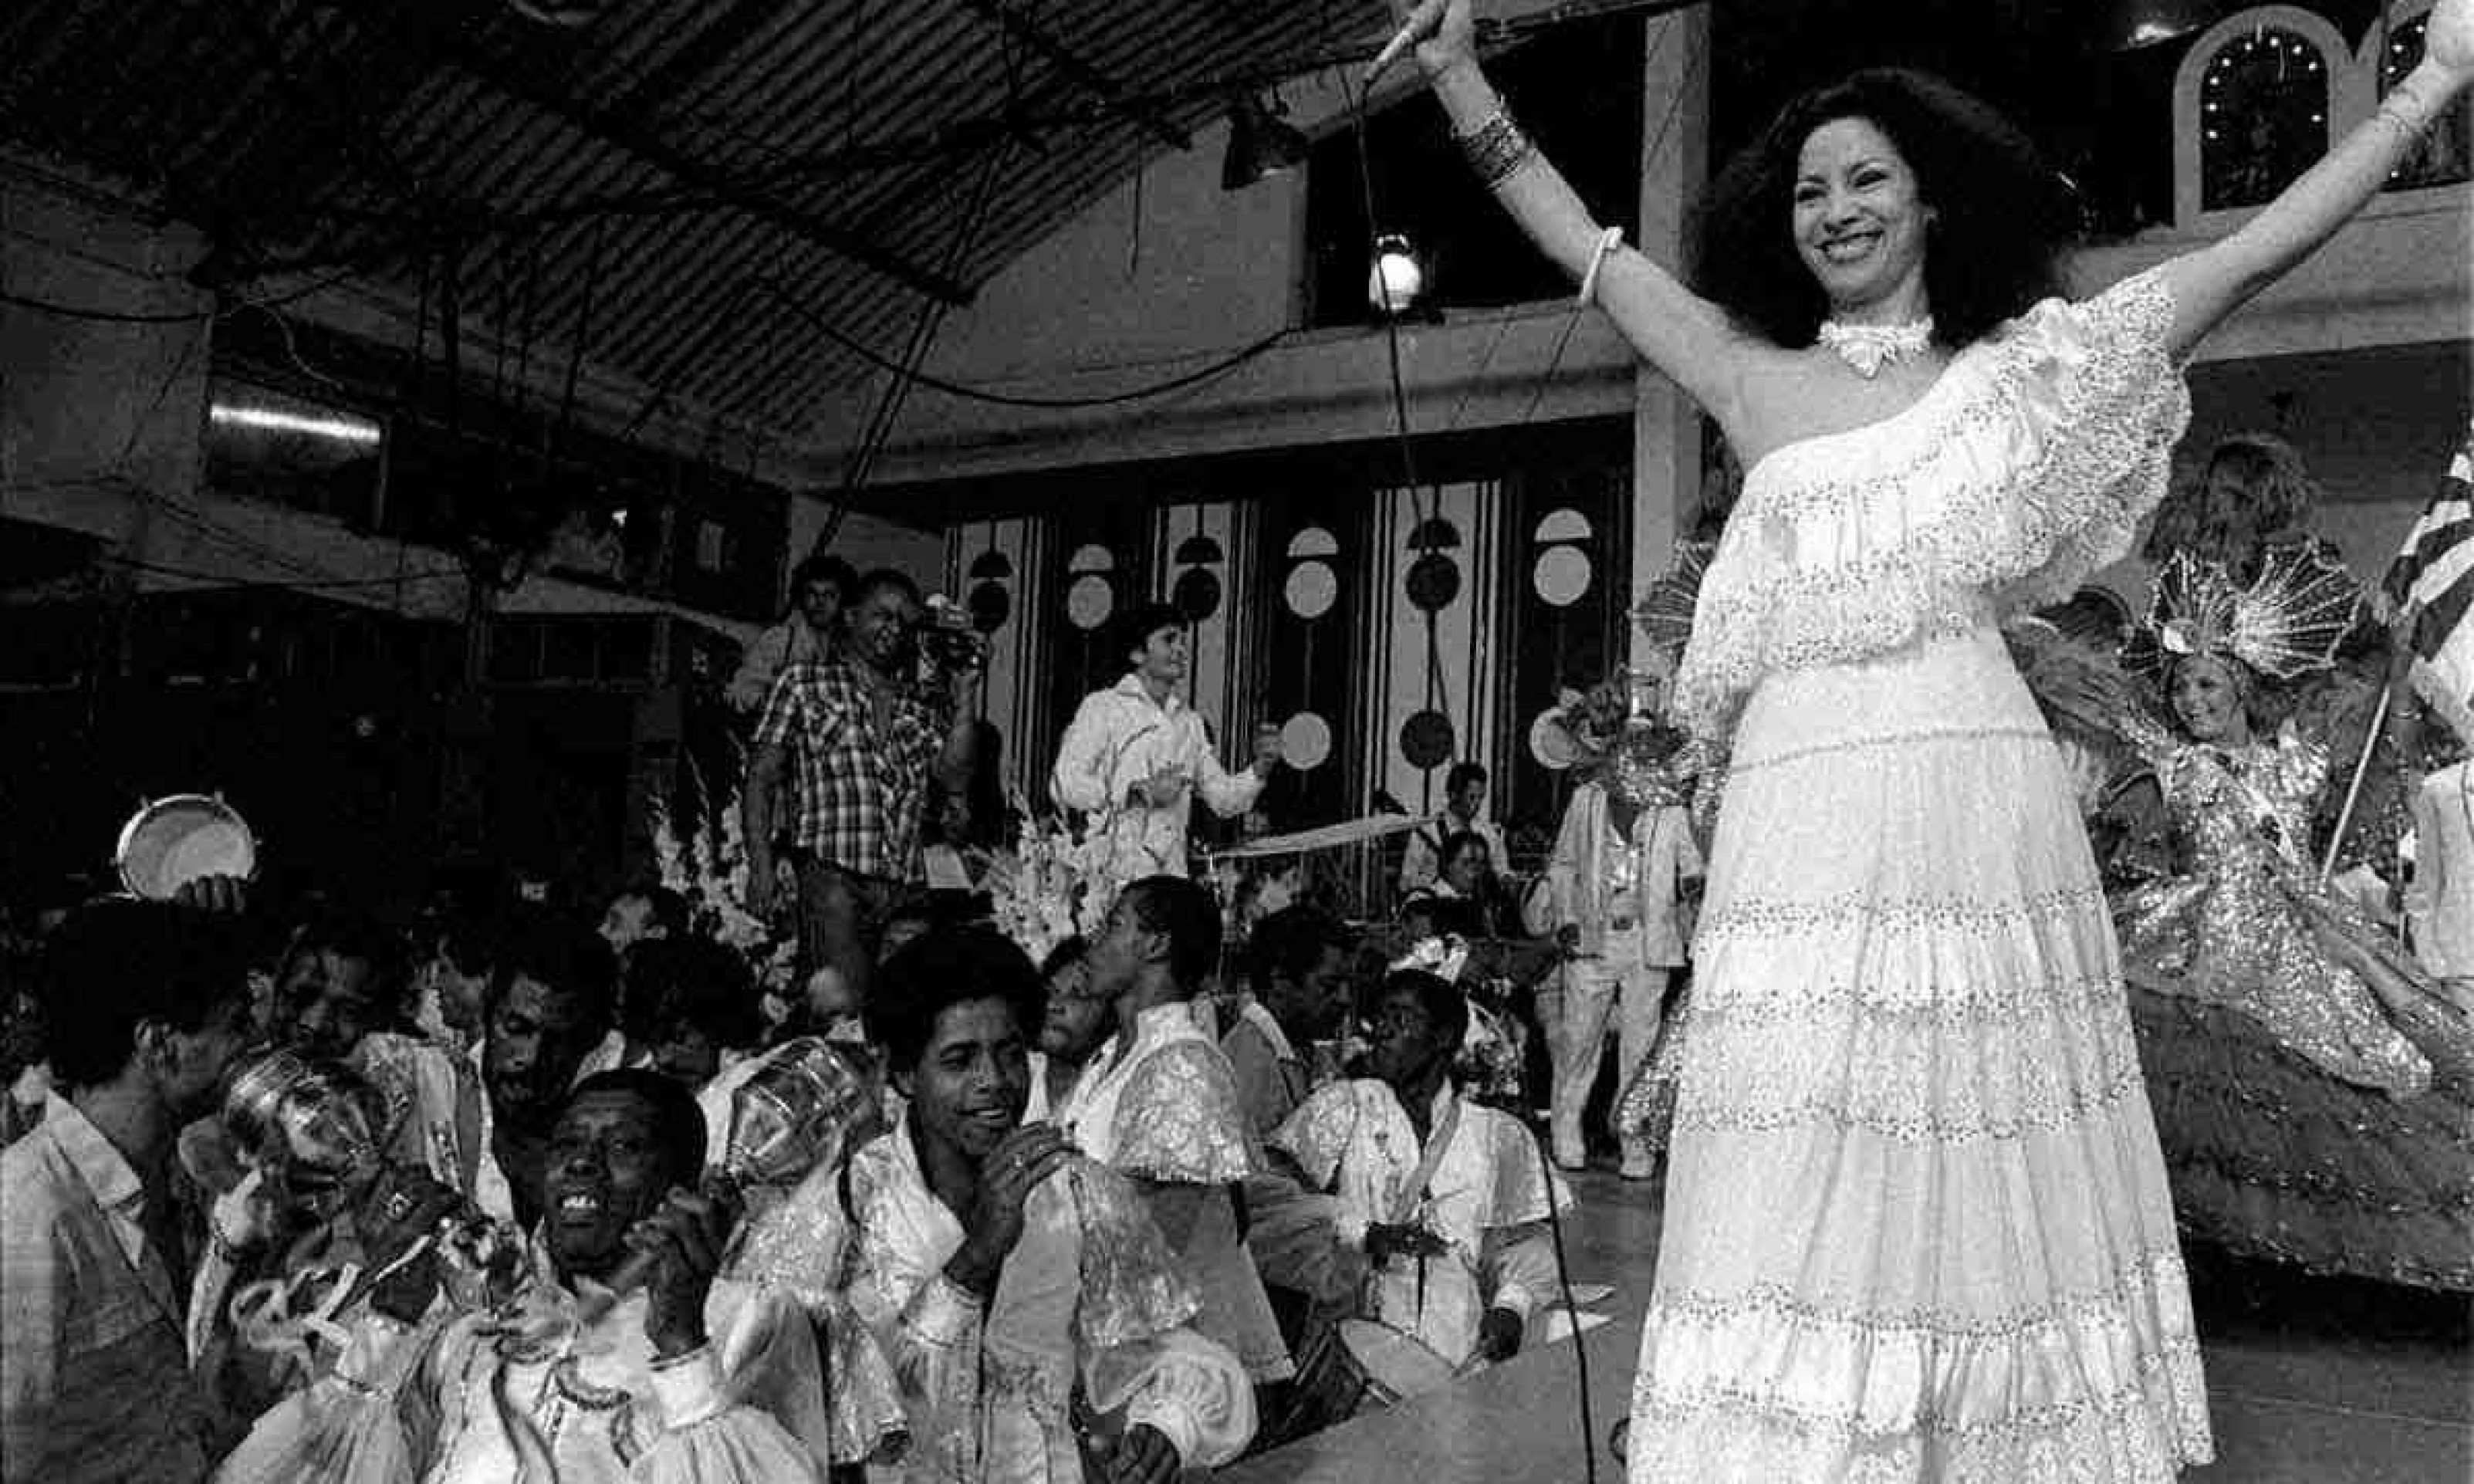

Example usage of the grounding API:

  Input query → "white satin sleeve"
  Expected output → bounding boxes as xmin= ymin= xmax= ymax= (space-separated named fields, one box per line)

xmin=1088 ymin=1328 xmax=1259 ymax=1469
xmin=628 ymin=1336 xmax=830 ymax=1484
xmin=209 ymin=1313 xmax=438 ymax=1484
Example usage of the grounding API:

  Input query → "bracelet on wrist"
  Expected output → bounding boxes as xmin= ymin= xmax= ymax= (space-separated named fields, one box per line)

xmin=1452 ymin=108 xmax=1535 ymax=188
xmin=1578 ymin=226 xmax=1625 ymax=307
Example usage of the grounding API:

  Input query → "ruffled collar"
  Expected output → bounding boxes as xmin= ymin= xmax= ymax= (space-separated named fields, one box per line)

xmin=1817 ymin=316 xmax=1935 ymax=377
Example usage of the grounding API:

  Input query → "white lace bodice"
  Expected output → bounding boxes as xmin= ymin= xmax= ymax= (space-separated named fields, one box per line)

xmin=1676 ymin=268 xmax=2188 ymax=741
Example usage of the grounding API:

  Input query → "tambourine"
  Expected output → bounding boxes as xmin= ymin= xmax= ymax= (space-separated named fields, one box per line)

xmin=116 ymin=793 xmax=256 ymax=900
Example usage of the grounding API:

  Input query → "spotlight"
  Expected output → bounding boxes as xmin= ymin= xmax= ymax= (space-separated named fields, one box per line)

xmin=1367 ymin=233 xmax=1425 ymax=315
xmin=2099 ymin=0 xmax=2229 ymax=50
xmin=1221 ymin=93 xmax=1310 ymax=191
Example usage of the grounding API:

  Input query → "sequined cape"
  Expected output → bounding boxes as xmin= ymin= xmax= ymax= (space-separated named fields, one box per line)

xmin=211 ymin=1269 xmax=837 ymax=1484
xmin=842 ymin=1121 xmax=1256 ymax=1482
xmin=1055 ymin=1002 xmax=1293 ymax=1382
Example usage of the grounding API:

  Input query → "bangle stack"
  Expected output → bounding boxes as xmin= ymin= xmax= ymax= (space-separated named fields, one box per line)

xmin=1453 ymin=108 xmax=1535 ymax=189
xmin=2370 ymin=80 xmax=2439 ymax=146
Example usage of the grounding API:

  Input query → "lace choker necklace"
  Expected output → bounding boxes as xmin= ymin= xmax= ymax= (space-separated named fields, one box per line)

xmin=1817 ymin=317 xmax=1934 ymax=378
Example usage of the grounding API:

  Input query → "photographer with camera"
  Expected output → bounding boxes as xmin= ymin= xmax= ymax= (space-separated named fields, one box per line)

xmin=745 ymin=568 xmax=977 ymax=1026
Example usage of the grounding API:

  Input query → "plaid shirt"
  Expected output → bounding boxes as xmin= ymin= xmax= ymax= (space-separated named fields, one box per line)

xmin=755 ymin=657 xmax=946 ymax=882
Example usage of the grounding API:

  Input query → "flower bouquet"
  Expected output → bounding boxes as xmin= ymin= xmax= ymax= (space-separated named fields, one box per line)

xmin=649 ymin=749 xmax=799 ymax=1002
xmin=987 ymin=793 xmax=1120 ymax=967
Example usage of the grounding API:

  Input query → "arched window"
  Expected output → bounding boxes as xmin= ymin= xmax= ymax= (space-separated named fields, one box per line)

xmin=2172 ymin=8 xmax=2355 ymax=225
xmin=2200 ymin=25 xmax=2331 ymax=211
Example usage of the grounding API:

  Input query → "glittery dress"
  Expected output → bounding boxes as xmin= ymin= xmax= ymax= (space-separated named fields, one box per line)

xmin=2111 ymin=727 xmax=2474 ymax=1290
xmin=1633 ymin=267 xmax=2212 ymax=1483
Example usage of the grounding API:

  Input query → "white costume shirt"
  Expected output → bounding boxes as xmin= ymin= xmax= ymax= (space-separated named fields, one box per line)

xmin=213 ymin=1261 xmax=836 ymax=1484
xmin=843 ymin=1119 xmax=1254 ymax=1482
xmin=1054 ymin=1002 xmax=1291 ymax=1382
xmin=1050 ymin=675 xmax=1263 ymax=883
xmin=1272 ymin=1079 xmax=1570 ymax=1370
xmin=1547 ymin=783 xmax=1703 ymax=968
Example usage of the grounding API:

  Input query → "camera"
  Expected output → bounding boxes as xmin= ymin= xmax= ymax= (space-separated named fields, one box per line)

xmin=918 ymin=594 xmax=989 ymax=675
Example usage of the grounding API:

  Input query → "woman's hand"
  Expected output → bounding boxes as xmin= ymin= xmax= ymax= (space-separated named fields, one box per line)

xmin=1389 ymin=0 xmax=1477 ymax=80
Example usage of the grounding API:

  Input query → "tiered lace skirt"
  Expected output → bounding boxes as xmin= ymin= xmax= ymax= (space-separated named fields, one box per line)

xmin=1628 ymin=629 xmax=2214 ymax=1482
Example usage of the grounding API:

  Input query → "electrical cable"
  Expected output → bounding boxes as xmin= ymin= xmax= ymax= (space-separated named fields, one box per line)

xmin=754 ymin=279 xmax=1293 ymax=411
xmin=93 ymin=552 xmax=465 ymax=593
xmin=1532 ymin=1114 xmax=1602 ymax=1484
xmin=1332 ymin=2 xmax=1457 ymax=803
xmin=0 ymin=266 xmax=367 ymax=325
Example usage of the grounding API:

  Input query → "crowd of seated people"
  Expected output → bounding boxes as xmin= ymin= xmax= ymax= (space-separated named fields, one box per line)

xmin=1 ymin=837 xmax=1621 ymax=1484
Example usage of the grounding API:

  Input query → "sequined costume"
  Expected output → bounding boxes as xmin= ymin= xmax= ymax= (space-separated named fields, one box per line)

xmin=1272 ymin=1078 xmax=1569 ymax=1372
xmin=2111 ymin=723 xmax=2474 ymax=1290
xmin=1628 ymin=268 xmax=2212 ymax=1482
xmin=212 ymin=1256 xmax=840 ymax=1484
xmin=1054 ymin=1001 xmax=1293 ymax=1383
xmin=843 ymin=1119 xmax=1256 ymax=1482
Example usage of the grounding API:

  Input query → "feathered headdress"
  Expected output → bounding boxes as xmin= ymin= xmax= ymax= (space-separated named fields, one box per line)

xmin=2121 ymin=544 xmax=2360 ymax=685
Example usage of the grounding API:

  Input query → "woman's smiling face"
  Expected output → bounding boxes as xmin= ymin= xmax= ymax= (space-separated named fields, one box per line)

xmin=1792 ymin=116 xmax=1932 ymax=316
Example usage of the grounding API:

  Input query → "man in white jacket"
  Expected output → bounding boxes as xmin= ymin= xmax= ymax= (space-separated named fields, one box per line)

xmin=1051 ymin=603 xmax=1281 ymax=885
xmin=1543 ymin=774 xmax=1702 ymax=1179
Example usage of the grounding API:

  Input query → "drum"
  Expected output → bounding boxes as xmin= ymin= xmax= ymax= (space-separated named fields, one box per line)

xmin=116 ymin=793 xmax=256 ymax=900
xmin=1336 ymin=1317 xmax=1466 ymax=1406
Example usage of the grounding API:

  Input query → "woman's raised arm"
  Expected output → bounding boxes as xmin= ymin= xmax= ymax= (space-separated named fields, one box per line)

xmin=1405 ymin=1 xmax=1753 ymax=420
xmin=2150 ymin=0 xmax=2471 ymax=359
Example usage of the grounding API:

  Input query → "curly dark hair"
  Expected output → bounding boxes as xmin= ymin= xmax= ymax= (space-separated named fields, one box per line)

xmin=1695 ymin=68 xmax=2071 ymax=351
xmin=868 ymin=925 xmax=1046 ymax=1074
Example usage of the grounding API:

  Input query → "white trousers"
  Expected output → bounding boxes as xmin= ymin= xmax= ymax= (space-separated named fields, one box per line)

xmin=1545 ymin=930 xmax=1669 ymax=1160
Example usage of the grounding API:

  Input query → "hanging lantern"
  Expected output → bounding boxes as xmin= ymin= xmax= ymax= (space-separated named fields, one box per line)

xmin=1367 ymin=234 xmax=1425 ymax=315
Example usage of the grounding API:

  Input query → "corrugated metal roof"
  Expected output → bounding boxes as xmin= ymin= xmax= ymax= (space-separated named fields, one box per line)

xmin=4 ymin=0 xmax=1391 ymax=443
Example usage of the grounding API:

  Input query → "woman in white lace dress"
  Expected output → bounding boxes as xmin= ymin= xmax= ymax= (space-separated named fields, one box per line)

xmin=1387 ymin=1 xmax=2474 ymax=1479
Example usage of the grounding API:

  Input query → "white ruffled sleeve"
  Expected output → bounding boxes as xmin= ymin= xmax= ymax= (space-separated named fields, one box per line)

xmin=1674 ymin=268 xmax=2188 ymax=739
xmin=1059 ymin=1160 xmax=1256 ymax=1465
xmin=1972 ymin=268 xmax=2191 ymax=610
xmin=1110 ymin=1042 xmax=1254 ymax=1185
xmin=1090 ymin=1329 xmax=1259 ymax=1469
xmin=629 ymin=1334 xmax=832 ymax=1484
xmin=209 ymin=1312 xmax=440 ymax=1484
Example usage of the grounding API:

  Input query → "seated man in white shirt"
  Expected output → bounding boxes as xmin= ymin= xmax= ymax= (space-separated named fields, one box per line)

xmin=847 ymin=927 xmax=1255 ymax=1482
xmin=1029 ymin=936 xmax=1112 ymax=1124
xmin=1396 ymin=762 xmax=1509 ymax=901
xmin=213 ymin=1068 xmax=838 ymax=1484
xmin=1059 ymin=877 xmax=1293 ymax=1388
xmin=1220 ymin=905 xmax=1353 ymax=1142
xmin=1272 ymin=969 xmax=1572 ymax=1394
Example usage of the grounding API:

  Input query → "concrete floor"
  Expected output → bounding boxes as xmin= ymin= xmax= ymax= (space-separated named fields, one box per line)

xmin=1223 ymin=1167 xmax=2472 ymax=1484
